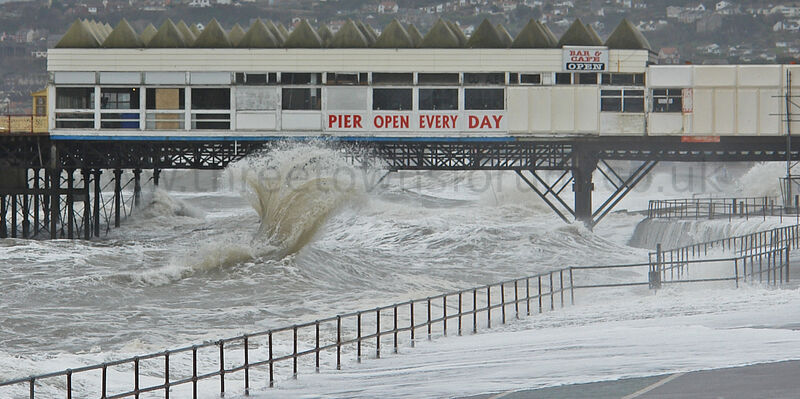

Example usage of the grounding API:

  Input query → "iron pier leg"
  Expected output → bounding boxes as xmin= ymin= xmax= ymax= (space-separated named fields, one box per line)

xmin=10 ymin=195 xmax=16 ymax=238
xmin=114 ymin=169 xmax=122 ymax=228
xmin=22 ymin=180 xmax=30 ymax=238
xmin=573 ymin=150 xmax=597 ymax=226
xmin=50 ymin=169 xmax=59 ymax=240
xmin=82 ymin=169 xmax=90 ymax=240
xmin=0 ymin=196 xmax=6 ymax=239
xmin=133 ymin=169 xmax=142 ymax=208
xmin=67 ymin=169 xmax=74 ymax=239
xmin=33 ymin=169 xmax=39 ymax=237
xmin=93 ymin=170 xmax=101 ymax=237
xmin=153 ymin=168 xmax=160 ymax=187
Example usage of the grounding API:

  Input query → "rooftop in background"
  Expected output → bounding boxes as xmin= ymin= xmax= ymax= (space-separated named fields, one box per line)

xmin=54 ymin=17 xmax=652 ymax=51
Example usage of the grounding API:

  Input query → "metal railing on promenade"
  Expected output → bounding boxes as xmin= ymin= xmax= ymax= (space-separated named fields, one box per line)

xmin=0 ymin=115 xmax=48 ymax=134
xmin=647 ymin=197 xmax=796 ymax=221
xmin=1 ymin=230 xmax=794 ymax=398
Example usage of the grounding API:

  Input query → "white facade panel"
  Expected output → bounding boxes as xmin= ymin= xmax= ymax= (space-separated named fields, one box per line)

xmin=282 ymin=112 xmax=322 ymax=130
xmin=550 ymin=87 xmax=574 ymax=132
xmin=736 ymin=89 xmax=758 ymax=134
xmin=714 ymin=88 xmax=735 ymax=134
xmin=99 ymin=72 xmax=140 ymax=84
xmin=529 ymin=88 xmax=551 ymax=133
xmin=647 ymin=113 xmax=683 ymax=135
xmin=648 ymin=66 xmax=693 ymax=87
xmin=760 ymin=88 xmax=782 ymax=135
xmin=574 ymin=86 xmax=599 ymax=132
xmin=190 ymin=72 xmax=232 ymax=85
xmin=737 ymin=65 xmax=781 ymax=87
xmin=692 ymin=88 xmax=713 ymax=134
xmin=54 ymin=71 xmax=95 ymax=84
xmin=506 ymin=88 xmax=528 ymax=133
xmin=325 ymin=87 xmax=368 ymax=111
xmin=236 ymin=112 xmax=277 ymax=130
xmin=694 ymin=66 xmax=736 ymax=87
xmin=235 ymin=87 xmax=278 ymax=110
xmin=145 ymin=72 xmax=187 ymax=85
xmin=600 ymin=113 xmax=645 ymax=135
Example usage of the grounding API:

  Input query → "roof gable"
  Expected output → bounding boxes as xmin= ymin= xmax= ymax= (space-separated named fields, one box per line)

xmin=283 ymin=19 xmax=323 ymax=48
xmin=420 ymin=18 xmax=461 ymax=48
xmin=55 ymin=20 xmax=100 ymax=48
xmin=147 ymin=19 xmax=187 ymax=48
xmin=102 ymin=18 xmax=144 ymax=48
xmin=237 ymin=19 xmax=279 ymax=48
xmin=329 ymin=19 xmax=369 ymax=48
xmin=193 ymin=19 xmax=231 ymax=48
xmin=373 ymin=19 xmax=414 ymax=48
xmin=466 ymin=19 xmax=506 ymax=48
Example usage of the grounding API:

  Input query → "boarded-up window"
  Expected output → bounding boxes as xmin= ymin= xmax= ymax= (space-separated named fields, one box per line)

xmin=236 ymin=87 xmax=278 ymax=110
xmin=146 ymin=88 xmax=185 ymax=130
xmin=326 ymin=87 xmax=368 ymax=111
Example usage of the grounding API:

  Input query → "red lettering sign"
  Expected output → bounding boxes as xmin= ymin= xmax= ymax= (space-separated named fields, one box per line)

xmin=373 ymin=115 xmax=409 ymax=129
xmin=328 ymin=114 xmax=363 ymax=129
xmin=468 ymin=115 xmax=503 ymax=129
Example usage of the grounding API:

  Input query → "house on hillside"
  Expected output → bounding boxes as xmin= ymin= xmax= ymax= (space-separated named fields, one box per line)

xmin=658 ymin=47 xmax=681 ymax=64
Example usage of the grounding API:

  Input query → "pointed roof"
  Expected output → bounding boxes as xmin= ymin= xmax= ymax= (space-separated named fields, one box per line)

xmin=420 ymin=18 xmax=461 ymax=48
xmin=317 ymin=24 xmax=333 ymax=46
xmin=605 ymin=19 xmax=652 ymax=50
xmin=512 ymin=19 xmax=556 ymax=48
xmin=356 ymin=20 xmax=377 ymax=44
xmin=176 ymin=20 xmax=196 ymax=44
xmin=329 ymin=19 xmax=369 ymax=48
xmin=265 ymin=20 xmax=285 ymax=44
xmin=190 ymin=24 xmax=202 ymax=37
xmin=496 ymin=24 xmax=513 ymax=47
xmin=276 ymin=22 xmax=290 ymax=40
xmin=283 ymin=19 xmax=323 ymax=48
xmin=193 ymin=18 xmax=231 ymax=48
xmin=558 ymin=18 xmax=603 ymax=47
xmin=447 ymin=20 xmax=467 ymax=46
xmin=585 ymin=23 xmax=603 ymax=44
xmin=89 ymin=21 xmax=107 ymax=42
xmin=102 ymin=19 xmax=144 ymax=48
xmin=467 ymin=19 xmax=505 ymax=48
xmin=540 ymin=21 xmax=559 ymax=45
xmin=147 ymin=19 xmax=187 ymax=48
xmin=55 ymin=20 xmax=100 ymax=48
xmin=374 ymin=19 xmax=414 ymax=48
xmin=407 ymin=23 xmax=423 ymax=47
xmin=237 ymin=19 xmax=279 ymax=48
xmin=84 ymin=20 xmax=104 ymax=43
xmin=229 ymin=23 xmax=246 ymax=46
xmin=104 ymin=23 xmax=112 ymax=35
xmin=140 ymin=23 xmax=158 ymax=45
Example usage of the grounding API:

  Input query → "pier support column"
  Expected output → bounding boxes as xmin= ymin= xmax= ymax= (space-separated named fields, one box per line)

xmin=67 ymin=169 xmax=74 ymax=239
xmin=82 ymin=169 xmax=90 ymax=240
xmin=573 ymin=151 xmax=597 ymax=226
xmin=22 ymin=170 xmax=30 ymax=238
xmin=0 ymin=196 xmax=6 ymax=239
xmin=153 ymin=168 xmax=160 ymax=187
xmin=49 ymin=169 xmax=60 ymax=239
xmin=114 ymin=169 xmax=122 ymax=228
xmin=10 ymin=195 xmax=16 ymax=238
xmin=93 ymin=170 xmax=101 ymax=237
xmin=133 ymin=169 xmax=142 ymax=208
xmin=33 ymin=169 xmax=40 ymax=237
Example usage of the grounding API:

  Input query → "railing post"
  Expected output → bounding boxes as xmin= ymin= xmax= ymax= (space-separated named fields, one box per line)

xmin=357 ymin=313 xmax=362 ymax=362
xmin=442 ymin=296 xmax=447 ymax=336
xmin=29 ymin=377 xmax=34 ymax=399
xmin=315 ymin=322 xmax=320 ymax=371
xmin=66 ymin=369 xmax=72 ymax=399
xmin=410 ymin=302 xmax=416 ymax=346
xmin=549 ymin=272 xmax=554 ymax=311
xmin=165 ymin=350 xmax=171 ymax=399
xmin=335 ymin=318 xmax=341 ymax=370
xmin=269 ymin=331 xmax=275 ymax=385
xmin=393 ymin=305 xmax=399 ymax=354
xmin=525 ymin=277 xmax=531 ymax=316
xmin=458 ymin=292 xmax=463 ymax=335
xmin=101 ymin=364 xmax=107 ymax=399
xmin=472 ymin=289 xmax=477 ymax=334
xmin=243 ymin=336 xmax=250 ymax=395
xmin=134 ymin=357 xmax=140 ymax=399
xmin=219 ymin=341 xmax=226 ymax=395
xmin=787 ymin=244 xmax=791 ymax=283
xmin=427 ymin=297 xmax=432 ymax=339
xmin=569 ymin=267 xmax=575 ymax=305
xmin=734 ymin=258 xmax=739 ymax=288
xmin=559 ymin=269 xmax=564 ymax=308
xmin=486 ymin=287 xmax=491 ymax=329
xmin=501 ymin=283 xmax=506 ymax=324
xmin=192 ymin=346 xmax=198 ymax=398
xmin=538 ymin=275 xmax=542 ymax=313
xmin=376 ymin=308 xmax=381 ymax=358
xmin=514 ymin=280 xmax=519 ymax=319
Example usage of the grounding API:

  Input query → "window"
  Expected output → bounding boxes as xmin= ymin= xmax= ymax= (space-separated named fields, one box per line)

xmin=191 ymin=88 xmax=230 ymax=129
xmin=601 ymin=73 xmax=645 ymax=86
xmin=464 ymin=73 xmax=505 ymax=85
xmin=282 ymin=88 xmax=322 ymax=110
xmin=327 ymin=72 xmax=368 ymax=85
xmin=281 ymin=73 xmax=321 ymax=85
xmin=555 ymin=73 xmax=572 ymax=85
xmin=601 ymin=89 xmax=644 ymax=112
xmin=145 ymin=88 xmax=184 ymax=130
xmin=652 ymin=89 xmax=683 ymax=112
xmin=465 ymin=89 xmax=504 ymax=110
xmin=56 ymin=87 xmax=94 ymax=109
xmin=373 ymin=73 xmax=413 ymax=85
xmin=373 ymin=88 xmax=412 ymax=111
xmin=577 ymin=73 xmax=598 ymax=85
xmin=191 ymin=88 xmax=230 ymax=110
xmin=55 ymin=113 xmax=93 ymax=128
xmin=35 ymin=97 xmax=46 ymax=116
xmin=419 ymin=89 xmax=458 ymax=110
xmin=418 ymin=73 xmax=459 ymax=85
xmin=235 ymin=73 xmax=276 ymax=85
xmin=520 ymin=74 xmax=542 ymax=85
xmin=101 ymin=88 xmax=139 ymax=110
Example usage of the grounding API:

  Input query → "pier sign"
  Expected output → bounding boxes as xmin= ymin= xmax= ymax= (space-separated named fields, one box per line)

xmin=562 ymin=46 xmax=608 ymax=71
xmin=326 ymin=112 xmax=505 ymax=131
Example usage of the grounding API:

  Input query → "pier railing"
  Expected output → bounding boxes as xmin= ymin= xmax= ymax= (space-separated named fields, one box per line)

xmin=1 ymin=240 xmax=792 ymax=399
xmin=0 ymin=114 xmax=48 ymax=134
xmin=647 ymin=197 xmax=793 ymax=220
